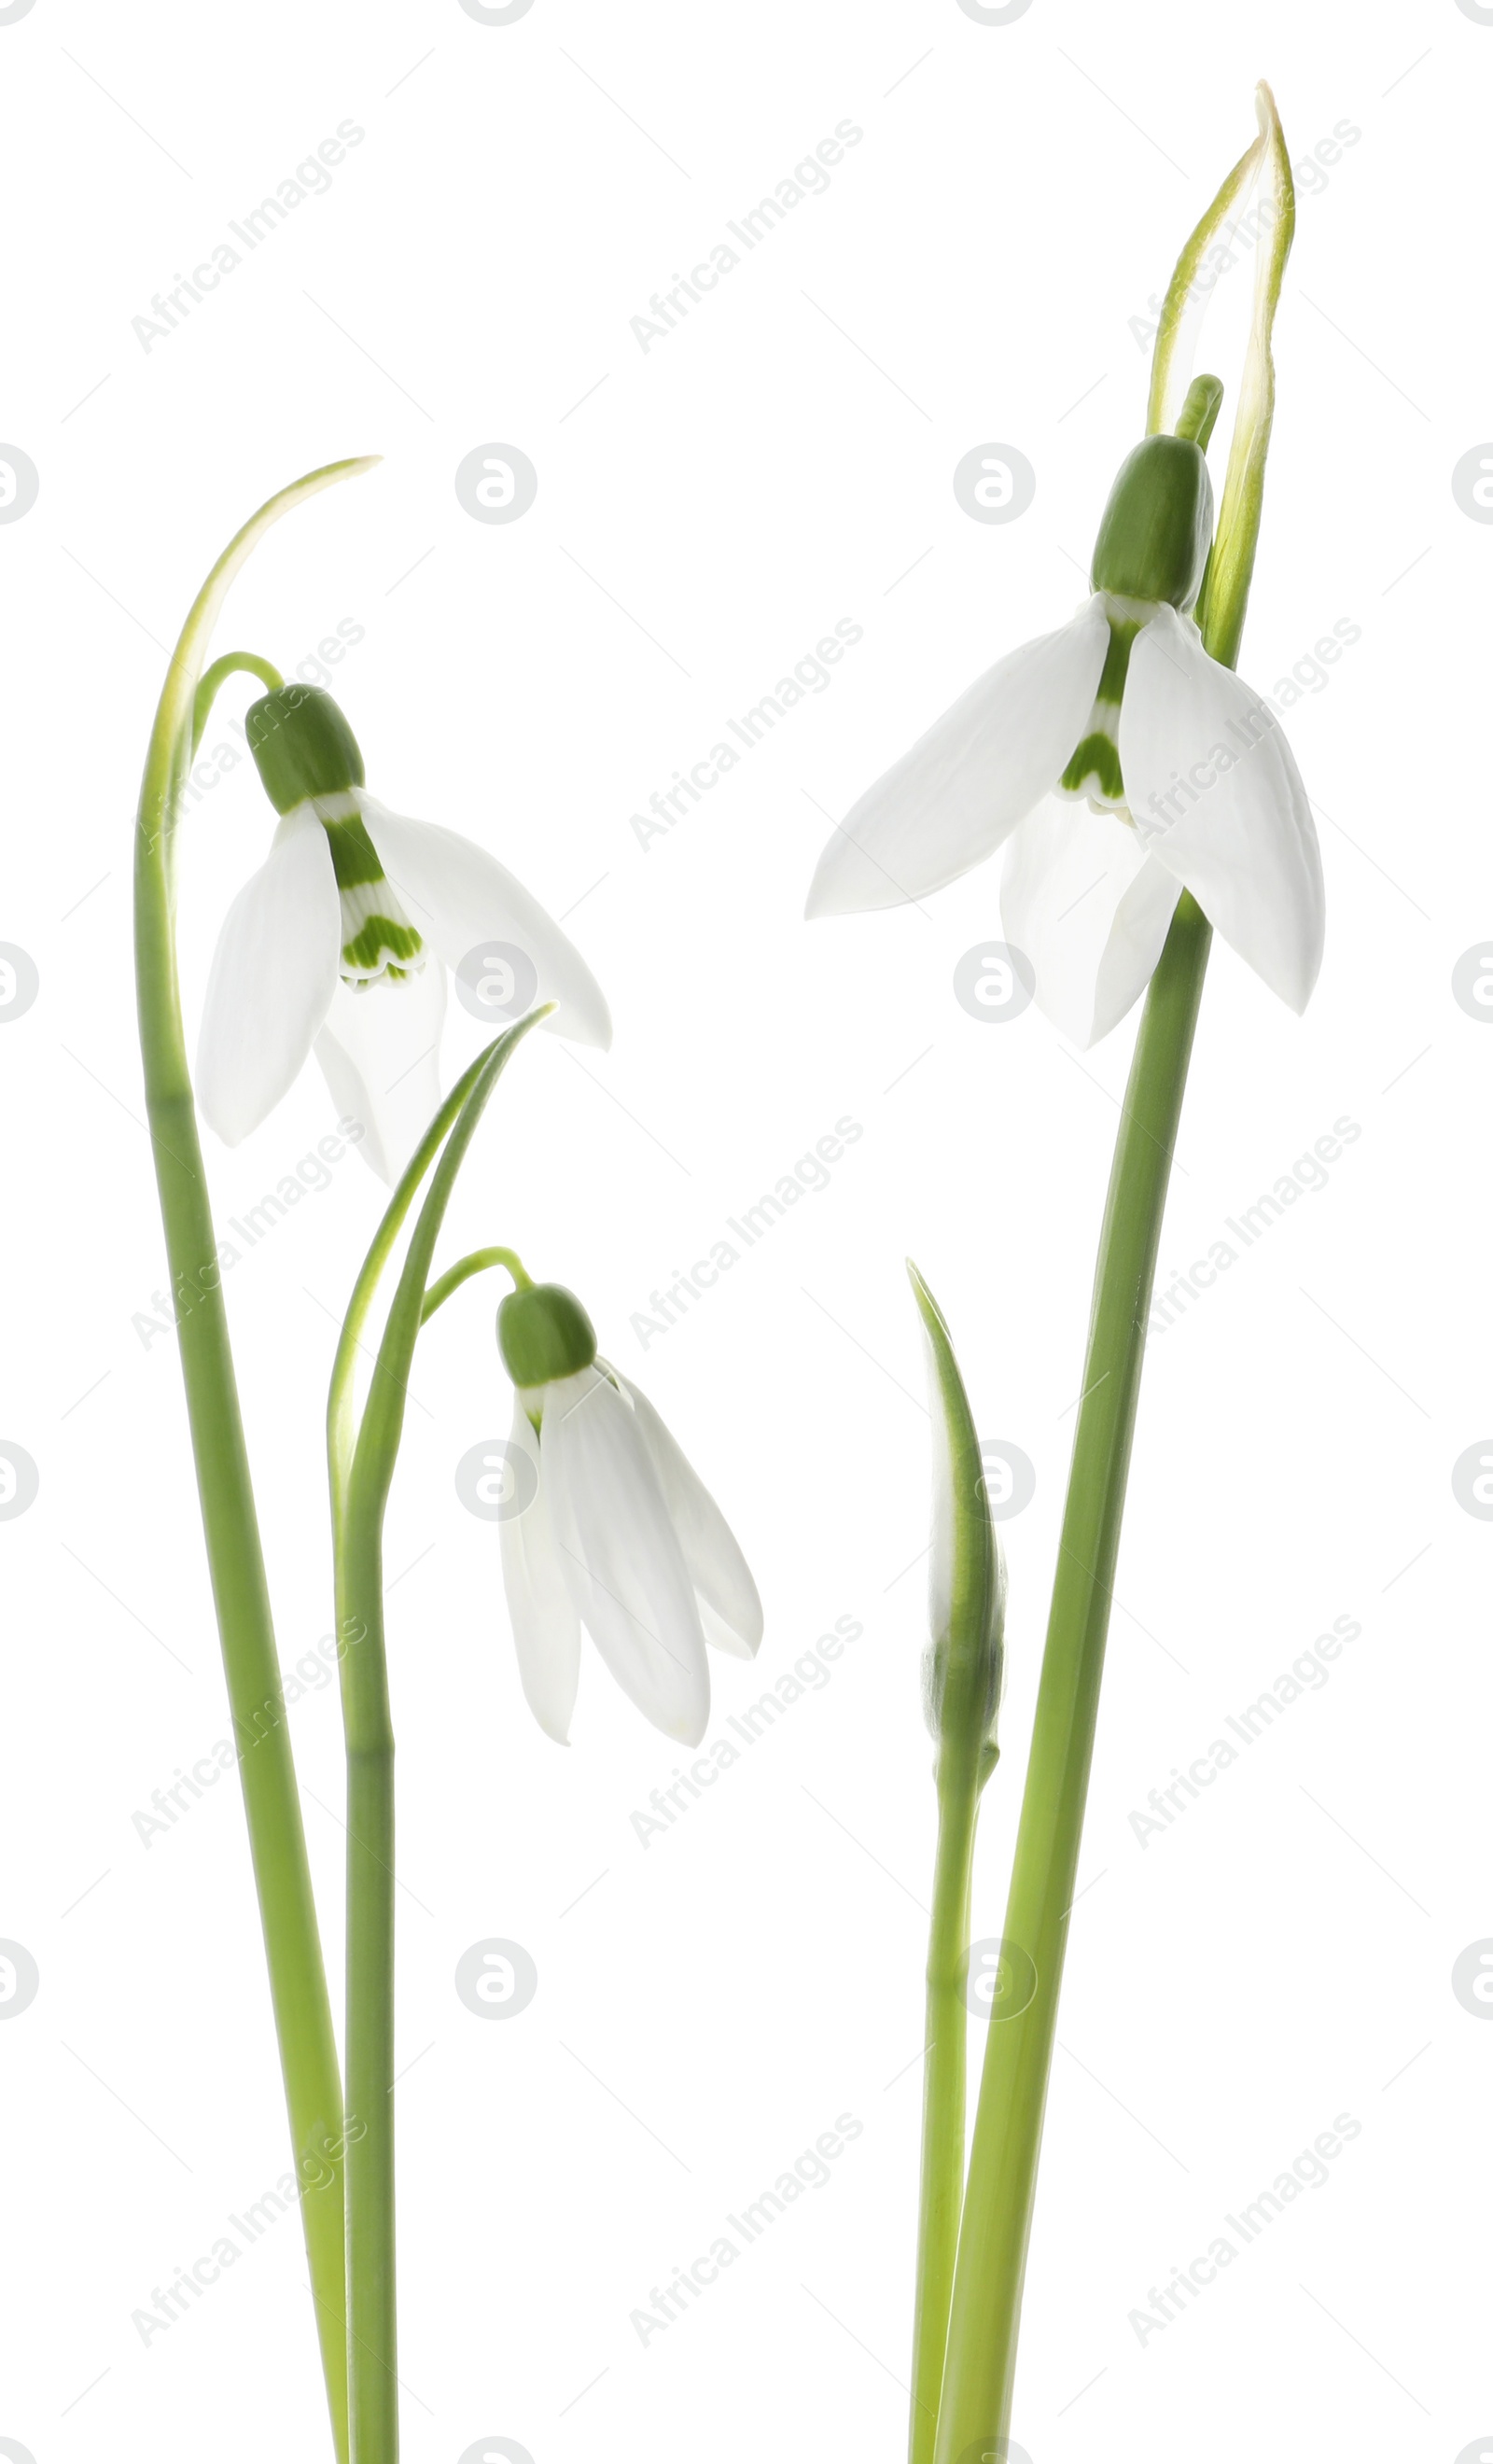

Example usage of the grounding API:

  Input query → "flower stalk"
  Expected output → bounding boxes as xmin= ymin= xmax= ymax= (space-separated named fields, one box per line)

xmin=133 ymin=458 xmax=379 ymax=2464
xmin=932 ymin=84 xmax=1295 ymax=2458
xmin=906 ymin=1267 xmax=1004 ymax=2464
xmin=330 ymin=1016 xmax=549 ymax=2464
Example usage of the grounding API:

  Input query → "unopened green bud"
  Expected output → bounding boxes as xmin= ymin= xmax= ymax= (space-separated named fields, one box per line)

xmin=1090 ymin=432 xmax=1214 ymax=611
xmin=246 ymin=684 xmax=365 ymax=814
xmin=908 ymin=1264 xmax=1005 ymax=1782
xmin=497 ymin=1282 xmax=597 ymax=1390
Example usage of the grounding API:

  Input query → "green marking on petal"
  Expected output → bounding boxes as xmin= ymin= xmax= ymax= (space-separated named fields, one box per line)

xmin=1059 ymin=617 xmax=1137 ymax=804
xmin=336 ymin=869 xmax=425 ymax=987
xmin=342 ymin=915 xmax=424 ymax=975
xmin=1093 ymin=619 xmax=1138 ymax=708
xmin=323 ymin=814 xmax=386 ymax=890
xmin=1059 ymin=731 xmax=1124 ymax=804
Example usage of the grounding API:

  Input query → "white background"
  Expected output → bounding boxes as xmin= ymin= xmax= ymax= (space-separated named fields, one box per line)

xmin=0 ymin=3 xmax=1487 ymax=2459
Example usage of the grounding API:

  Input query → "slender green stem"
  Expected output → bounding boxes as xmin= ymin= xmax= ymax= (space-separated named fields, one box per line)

xmin=421 ymin=1246 xmax=530 ymax=1323
xmin=191 ymin=650 xmax=285 ymax=754
xmin=932 ymin=892 xmax=1210 ymax=2461
xmin=133 ymin=457 xmax=377 ymax=2464
xmin=335 ymin=1018 xmax=546 ymax=2464
xmin=910 ymin=1765 xmax=979 ymax=2464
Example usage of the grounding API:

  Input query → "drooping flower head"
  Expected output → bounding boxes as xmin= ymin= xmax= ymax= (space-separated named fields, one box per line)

xmin=495 ymin=1275 xmax=762 ymax=1745
xmin=807 ymin=91 xmax=1320 ymax=1051
xmin=197 ymin=683 xmax=610 ymax=1181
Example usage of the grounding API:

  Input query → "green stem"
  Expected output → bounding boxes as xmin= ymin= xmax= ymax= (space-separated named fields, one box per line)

xmin=133 ymin=457 xmax=378 ymax=2464
xmin=931 ymin=892 xmax=1210 ymax=2462
xmin=910 ymin=1765 xmax=979 ymax=2464
xmin=335 ymin=1018 xmax=546 ymax=2464
xmin=192 ymin=650 xmax=285 ymax=755
xmin=421 ymin=1246 xmax=530 ymax=1323
xmin=340 ymin=1559 xmax=397 ymax=2464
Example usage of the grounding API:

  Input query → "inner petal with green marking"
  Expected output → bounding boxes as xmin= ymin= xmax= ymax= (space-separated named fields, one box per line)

xmin=322 ymin=811 xmax=426 ymax=988
xmin=1056 ymin=613 xmax=1139 ymax=817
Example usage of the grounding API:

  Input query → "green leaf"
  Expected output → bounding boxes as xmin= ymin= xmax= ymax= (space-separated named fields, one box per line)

xmin=907 ymin=1262 xmax=1005 ymax=1785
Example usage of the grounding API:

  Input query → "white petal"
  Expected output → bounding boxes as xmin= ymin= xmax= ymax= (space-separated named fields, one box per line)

xmin=1001 ymin=797 xmax=1179 ymax=1049
xmin=313 ymin=959 xmax=447 ymax=1185
xmin=616 ymin=1374 xmax=762 ymax=1659
xmin=541 ymin=1367 xmax=710 ymax=1745
xmin=1120 ymin=608 xmax=1325 ymax=1012
xmin=498 ymin=1403 xmax=580 ymax=1743
xmin=357 ymin=794 xmax=611 ymax=1050
xmin=196 ymin=807 xmax=340 ymax=1145
xmin=805 ymin=599 xmax=1110 ymax=916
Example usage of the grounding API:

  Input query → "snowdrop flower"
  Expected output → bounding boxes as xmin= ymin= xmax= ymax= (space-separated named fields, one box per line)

xmin=197 ymin=684 xmax=610 ymax=1182
xmin=806 ymin=391 xmax=1324 ymax=1048
xmin=495 ymin=1277 xmax=762 ymax=1745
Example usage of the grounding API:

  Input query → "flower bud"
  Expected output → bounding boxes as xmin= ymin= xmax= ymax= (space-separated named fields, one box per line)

xmin=908 ymin=1264 xmax=1005 ymax=1781
xmin=497 ymin=1281 xmax=598 ymax=1390
xmin=1089 ymin=433 xmax=1214 ymax=611
xmin=246 ymin=684 xmax=365 ymax=813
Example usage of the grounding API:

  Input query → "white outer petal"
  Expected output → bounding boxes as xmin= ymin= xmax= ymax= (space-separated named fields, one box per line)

xmin=357 ymin=793 xmax=611 ymax=1050
xmin=805 ymin=598 xmax=1110 ymax=917
xmin=540 ymin=1367 xmax=710 ymax=1745
xmin=616 ymin=1374 xmax=762 ymax=1659
xmin=1120 ymin=607 xmax=1325 ymax=1013
xmin=1001 ymin=796 xmax=1179 ymax=1049
xmin=313 ymin=959 xmax=447 ymax=1185
xmin=196 ymin=806 xmax=340 ymax=1145
xmin=498 ymin=1403 xmax=580 ymax=1743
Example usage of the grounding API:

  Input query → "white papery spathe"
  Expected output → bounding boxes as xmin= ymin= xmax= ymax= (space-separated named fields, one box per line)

xmin=806 ymin=595 xmax=1324 ymax=1049
xmin=500 ymin=1365 xmax=762 ymax=1746
xmin=196 ymin=788 xmax=611 ymax=1181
